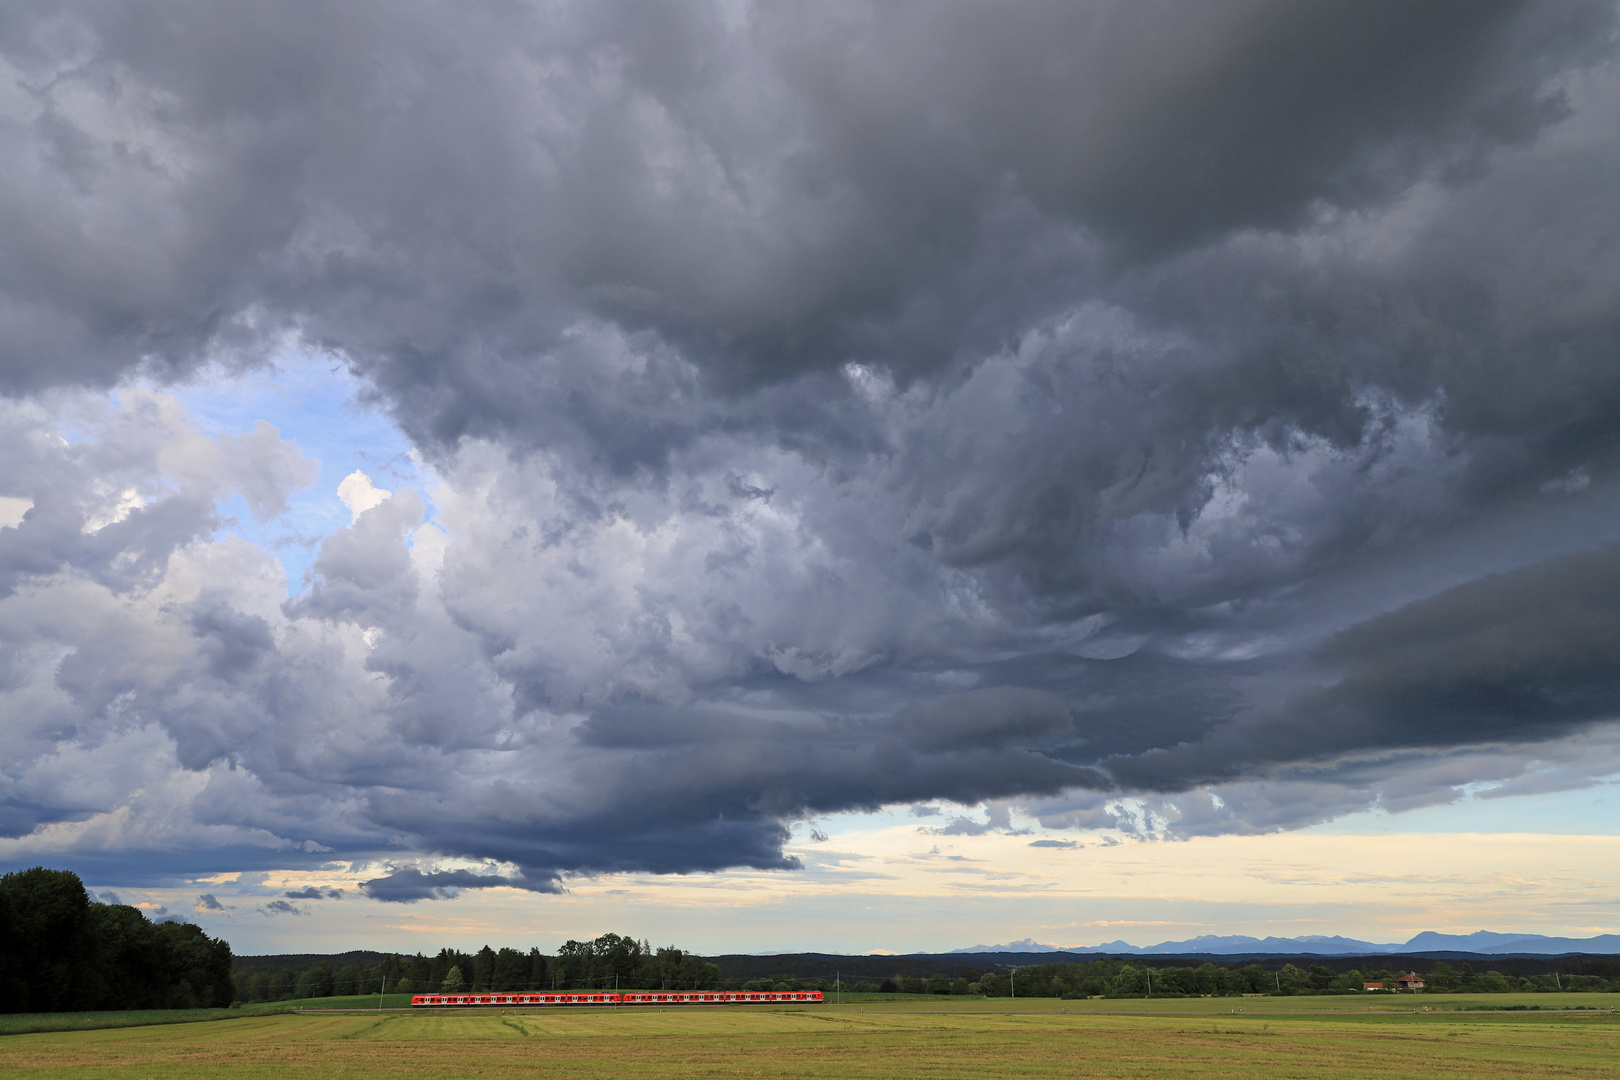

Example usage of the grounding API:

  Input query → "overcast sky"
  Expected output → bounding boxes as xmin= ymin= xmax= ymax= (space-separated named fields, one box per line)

xmin=1 ymin=0 xmax=1618 ymax=952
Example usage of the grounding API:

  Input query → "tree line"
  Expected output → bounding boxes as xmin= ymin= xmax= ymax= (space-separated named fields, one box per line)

xmin=0 ymin=867 xmax=234 ymax=1013
xmin=234 ymin=945 xmax=550 ymax=1001
xmin=235 ymin=948 xmax=1620 ymax=1004
xmin=850 ymin=957 xmax=1620 ymax=998
xmin=235 ymin=933 xmax=726 ymax=1001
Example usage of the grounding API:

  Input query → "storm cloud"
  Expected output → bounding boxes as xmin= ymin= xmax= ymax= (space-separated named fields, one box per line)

xmin=1 ymin=1 xmax=1618 ymax=893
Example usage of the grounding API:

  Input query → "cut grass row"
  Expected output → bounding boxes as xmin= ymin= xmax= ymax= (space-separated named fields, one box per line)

xmin=0 ymin=1007 xmax=293 ymax=1038
xmin=2 ymin=1004 xmax=1616 ymax=1079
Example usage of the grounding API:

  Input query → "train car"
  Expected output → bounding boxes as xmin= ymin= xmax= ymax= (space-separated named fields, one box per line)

xmin=621 ymin=991 xmax=823 ymax=1005
xmin=411 ymin=990 xmax=824 ymax=1007
xmin=412 ymin=992 xmax=620 ymax=1006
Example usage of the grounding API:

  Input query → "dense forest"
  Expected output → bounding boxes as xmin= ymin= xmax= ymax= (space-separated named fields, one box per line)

xmin=0 ymin=867 xmax=234 ymax=1013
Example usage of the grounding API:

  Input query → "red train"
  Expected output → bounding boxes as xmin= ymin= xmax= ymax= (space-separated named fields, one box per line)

xmin=411 ymin=990 xmax=823 ymax=1007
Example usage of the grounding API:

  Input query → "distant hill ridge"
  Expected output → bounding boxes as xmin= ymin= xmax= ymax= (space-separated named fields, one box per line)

xmin=951 ymin=931 xmax=1620 ymax=956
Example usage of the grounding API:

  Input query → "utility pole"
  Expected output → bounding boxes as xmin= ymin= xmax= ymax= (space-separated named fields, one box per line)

xmin=379 ymin=975 xmax=385 ymax=1011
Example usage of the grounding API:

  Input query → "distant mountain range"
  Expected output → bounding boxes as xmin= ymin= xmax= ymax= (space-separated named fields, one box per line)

xmin=951 ymin=931 xmax=1620 ymax=956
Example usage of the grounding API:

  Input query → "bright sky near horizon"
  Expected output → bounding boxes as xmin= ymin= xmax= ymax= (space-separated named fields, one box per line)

xmin=2 ymin=1 xmax=1619 ymax=957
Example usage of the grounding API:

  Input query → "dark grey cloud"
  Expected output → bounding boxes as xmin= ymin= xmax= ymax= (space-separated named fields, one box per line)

xmin=195 ymin=893 xmax=226 ymax=910
xmin=1106 ymin=544 xmax=1620 ymax=791
xmin=274 ymin=885 xmax=345 ymax=902
xmin=0 ymin=2 xmax=1608 ymax=440
xmin=896 ymin=687 xmax=1072 ymax=753
xmin=0 ymin=1 xmax=1618 ymax=893
xmin=359 ymin=868 xmax=556 ymax=904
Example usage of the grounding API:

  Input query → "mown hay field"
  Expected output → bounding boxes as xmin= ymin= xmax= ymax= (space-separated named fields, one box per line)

xmin=0 ymin=1009 xmax=267 ymax=1038
xmin=2 ymin=999 xmax=1617 ymax=1080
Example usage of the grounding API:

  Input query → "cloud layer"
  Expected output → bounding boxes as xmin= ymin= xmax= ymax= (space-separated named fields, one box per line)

xmin=1 ymin=1 xmax=1618 ymax=895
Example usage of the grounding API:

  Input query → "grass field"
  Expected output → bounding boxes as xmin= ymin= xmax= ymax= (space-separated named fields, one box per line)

xmin=2 ymin=997 xmax=1616 ymax=1079
xmin=277 ymin=990 xmax=1620 ymax=1014
xmin=0 ymin=1009 xmax=269 ymax=1038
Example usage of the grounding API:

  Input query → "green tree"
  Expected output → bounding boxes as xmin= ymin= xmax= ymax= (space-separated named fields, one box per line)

xmin=237 ymin=968 xmax=270 ymax=1002
xmin=154 ymin=921 xmax=233 ymax=1007
xmin=334 ymin=963 xmax=365 ymax=996
xmin=269 ymin=968 xmax=296 ymax=1000
xmin=295 ymin=961 xmax=334 ymax=1001
xmin=555 ymin=940 xmax=593 ymax=989
xmin=0 ymin=867 xmax=95 ymax=1012
xmin=1426 ymin=961 xmax=1458 ymax=991
xmin=441 ymin=965 xmax=466 ymax=992
xmin=85 ymin=902 xmax=167 ymax=1009
xmin=472 ymin=945 xmax=497 ymax=990
xmin=428 ymin=948 xmax=470 ymax=991
xmin=492 ymin=947 xmax=529 ymax=990
xmin=1111 ymin=965 xmax=1146 ymax=997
